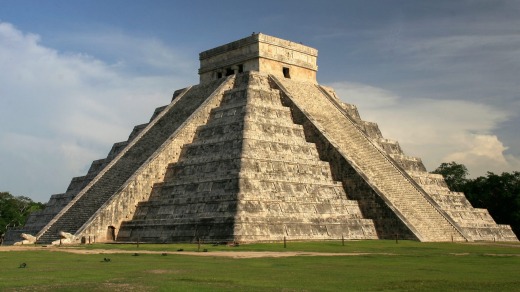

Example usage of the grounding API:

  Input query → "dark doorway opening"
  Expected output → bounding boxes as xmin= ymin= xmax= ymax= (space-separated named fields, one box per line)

xmin=107 ymin=226 xmax=116 ymax=241
xmin=283 ymin=67 xmax=291 ymax=78
xmin=225 ymin=68 xmax=234 ymax=76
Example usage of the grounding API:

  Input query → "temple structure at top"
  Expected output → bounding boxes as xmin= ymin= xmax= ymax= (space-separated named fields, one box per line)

xmin=199 ymin=33 xmax=318 ymax=83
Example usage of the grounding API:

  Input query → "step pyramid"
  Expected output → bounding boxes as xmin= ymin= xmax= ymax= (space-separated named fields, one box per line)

xmin=5 ymin=33 xmax=517 ymax=244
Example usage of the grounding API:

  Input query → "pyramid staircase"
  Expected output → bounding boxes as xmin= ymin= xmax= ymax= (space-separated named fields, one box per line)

xmin=34 ymin=78 xmax=231 ymax=243
xmin=118 ymin=72 xmax=377 ymax=242
xmin=3 ymin=126 xmax=139 ymax=244
xmin=316 ymin=84 xmax=518 ymax=241
xmin=272 ymin=76 xmax=468 ymax=242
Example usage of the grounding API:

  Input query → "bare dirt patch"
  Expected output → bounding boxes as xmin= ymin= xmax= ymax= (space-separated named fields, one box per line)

xmin=483 ymin=253 xmax=520 ymax=257
xmin=464 ymin=242 xmax=520 ymax=248
xmin=449 ymin=253 xmax=470 ymax=256
xmin=0 ymin=245 xmax=393 ymax=258
xmin=146 ymin=269 xmax=178 ymax=274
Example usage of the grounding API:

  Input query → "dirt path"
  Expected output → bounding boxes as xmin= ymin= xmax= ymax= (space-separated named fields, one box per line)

xmin=0 ymin=245 xmax=393 ymax=258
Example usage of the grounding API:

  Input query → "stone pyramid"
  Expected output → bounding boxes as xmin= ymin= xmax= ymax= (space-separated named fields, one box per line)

xmin=5 ymin=33 xmax=517 ymax=245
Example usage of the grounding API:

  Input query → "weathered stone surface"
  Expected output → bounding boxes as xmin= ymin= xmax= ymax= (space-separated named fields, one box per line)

xmin=35 ymin=79 xmax=229 ymax=244
xmin=117 ymin=72 xmax=376 ymax=243
xmin=51 ymin=231 xmax=78 ymax=245
xmin=8 ymin=33 xmax=516 ymax=245
xmin=13 ymin=233 xmax=36 ymax=245
xmin=75 ymin=77 xmax=236 ymax=242
xmin=316 ymin=84 xmax=517 ymax=242
xmin=199 ymin=33 xmax=318 ymax=83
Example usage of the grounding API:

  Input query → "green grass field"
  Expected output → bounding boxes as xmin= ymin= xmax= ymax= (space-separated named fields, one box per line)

xmin=1 ymin=240 xmax=519 ymax=291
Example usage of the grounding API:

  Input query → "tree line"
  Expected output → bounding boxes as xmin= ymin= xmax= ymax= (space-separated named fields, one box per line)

xmin=432 ymin=162 xmax=520 ymax=237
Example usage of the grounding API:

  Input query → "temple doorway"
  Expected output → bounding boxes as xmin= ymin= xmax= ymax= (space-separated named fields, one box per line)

xmin=107 ymin=226 xmax=116 ymax=241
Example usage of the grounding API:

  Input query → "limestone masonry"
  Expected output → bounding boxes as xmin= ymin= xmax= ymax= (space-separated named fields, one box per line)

xmin=4 ymin=33 xmax=517 ymax=244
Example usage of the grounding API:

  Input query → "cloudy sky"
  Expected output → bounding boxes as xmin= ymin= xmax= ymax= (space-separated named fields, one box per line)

xmin=1 ymin=0 xmax=519 ymax=202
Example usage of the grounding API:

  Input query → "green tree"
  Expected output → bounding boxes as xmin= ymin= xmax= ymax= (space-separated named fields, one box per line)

xmin=431 ymin=161 xmax=469 ymax=191
xmin=0 ymin=192 xmax=45 ymax=237
xmin=462 ymin=172 xmax=520 ymax=237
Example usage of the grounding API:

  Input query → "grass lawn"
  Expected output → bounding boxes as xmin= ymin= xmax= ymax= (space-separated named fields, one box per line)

xmin=0 ymin=240 xmax=519 ymax=291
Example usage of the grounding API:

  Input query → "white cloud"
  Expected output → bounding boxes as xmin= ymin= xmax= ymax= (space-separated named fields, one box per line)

xmin=443 ymin=134 xmax=520 ymax=176
xmin=328 ymin=81 xmax=519 ymax=177
xmin=59 ymin=30 xmax=196 ymax=75
xmin=0 ymin=22 xmax=196 ymax=202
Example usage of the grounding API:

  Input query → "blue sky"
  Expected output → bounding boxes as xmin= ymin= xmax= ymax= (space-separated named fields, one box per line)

xmin=1 ymin=0 xmax=519 ymax=202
